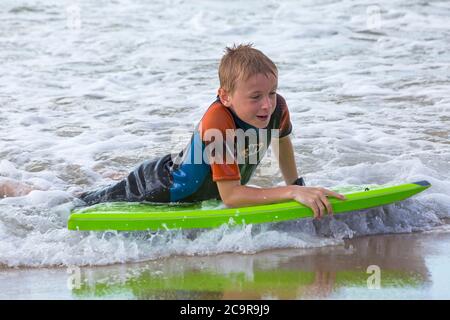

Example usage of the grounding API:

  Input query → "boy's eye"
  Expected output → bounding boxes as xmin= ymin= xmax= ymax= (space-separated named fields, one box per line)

xmin=250 ymin=92 xmax=276 ymax=100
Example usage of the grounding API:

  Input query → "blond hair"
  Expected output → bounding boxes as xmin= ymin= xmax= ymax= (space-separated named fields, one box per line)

xmin=218 ymin=43 xmax=278 ymax=94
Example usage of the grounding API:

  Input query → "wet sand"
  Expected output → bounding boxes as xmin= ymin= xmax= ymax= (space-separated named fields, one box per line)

xmin=1 ymin=229 xmax=450 ymax=299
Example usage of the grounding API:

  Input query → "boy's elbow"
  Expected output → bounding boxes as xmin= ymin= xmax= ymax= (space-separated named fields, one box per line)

xmin=222 ymin=197 xmax=238 ymax=208
xmin=217 ymin=180 xmax=242 ymax=208
xmin=221 ymin=192 xmax=239 ymax=208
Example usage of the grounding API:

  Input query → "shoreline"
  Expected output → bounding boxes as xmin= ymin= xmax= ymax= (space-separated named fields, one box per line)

xmin=1 ymin=228 xmax=450 ymax=299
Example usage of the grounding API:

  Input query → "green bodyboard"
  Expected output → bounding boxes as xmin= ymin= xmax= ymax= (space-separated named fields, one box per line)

xmin=68 ymin=181 xmax=431 ymax=231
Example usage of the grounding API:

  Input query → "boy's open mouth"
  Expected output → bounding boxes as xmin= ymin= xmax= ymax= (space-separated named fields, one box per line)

xmin=256 ymin=115 xmax=269 ymax=121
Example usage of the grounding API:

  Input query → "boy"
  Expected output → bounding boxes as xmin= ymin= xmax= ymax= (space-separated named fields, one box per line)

xmin=1 ymin=44 xmax=346 ymax=219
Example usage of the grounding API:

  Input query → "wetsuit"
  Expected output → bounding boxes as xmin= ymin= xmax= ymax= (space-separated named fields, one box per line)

xmin=79 ymin=94 xmax=292 ymax=205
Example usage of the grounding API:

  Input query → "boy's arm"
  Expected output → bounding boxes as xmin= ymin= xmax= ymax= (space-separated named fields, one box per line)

xmin=272 ymin=135 xmax=299 ymax=185
xmin=216 ymin=180 xmax=346 ymax=219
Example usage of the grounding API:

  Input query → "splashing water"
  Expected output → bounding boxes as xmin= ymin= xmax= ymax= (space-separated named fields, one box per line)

xmin=1 ymin=0 xmax=449 ymax=267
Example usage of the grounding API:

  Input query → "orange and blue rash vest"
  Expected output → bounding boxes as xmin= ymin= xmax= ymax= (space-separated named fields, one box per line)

xmin=79 ymin=94 xmax=292 ymax=205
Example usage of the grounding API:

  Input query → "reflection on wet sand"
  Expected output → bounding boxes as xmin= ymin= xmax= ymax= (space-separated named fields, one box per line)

xmin=73 ymin=231 xmax=438 ymax=299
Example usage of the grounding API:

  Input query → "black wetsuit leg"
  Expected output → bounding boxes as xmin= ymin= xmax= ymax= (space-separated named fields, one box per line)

xmin=78 ymin=179 xmax=128 ymax=205
xmin=78 ymin=155 xmax=173 ymax=206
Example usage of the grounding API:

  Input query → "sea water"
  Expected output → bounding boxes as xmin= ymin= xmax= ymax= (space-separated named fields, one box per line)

xmin=0 ymin=0 xmax=449 ymax=267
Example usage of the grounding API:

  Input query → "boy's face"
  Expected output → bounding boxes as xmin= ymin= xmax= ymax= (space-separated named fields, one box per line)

xmin=220 ymin=73 xmax=278 ymax=128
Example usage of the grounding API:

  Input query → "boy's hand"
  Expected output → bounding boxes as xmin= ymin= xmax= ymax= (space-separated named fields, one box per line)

xmin=216 ymin=180 xmax=346 ymax=217
xmin=290 ymin=186 xmax=347 ymax=220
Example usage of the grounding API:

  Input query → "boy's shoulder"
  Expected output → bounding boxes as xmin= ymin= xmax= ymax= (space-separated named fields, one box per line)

xmin=198 ymin=98 xmax=235 ymax=133
xmin=276 ymin=93 xmax=288 ymax=108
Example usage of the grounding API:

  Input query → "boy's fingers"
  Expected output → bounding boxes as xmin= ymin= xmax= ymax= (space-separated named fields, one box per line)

xmin=324 ymin=189 xmax=347 ymax=200
xmin=316 ymin=200 xmax=325 ymax=219
xmin=320 ymin=196 xmax=333 ymax=215
xmin=309 ymin=201 xmax=319 ymax=219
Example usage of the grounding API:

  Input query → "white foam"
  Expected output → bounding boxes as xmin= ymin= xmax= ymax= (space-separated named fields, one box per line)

xmin=0 ymin=160 xmax=22 ymax=179
xmin=0 ymin=0 xmax=449 ymax=267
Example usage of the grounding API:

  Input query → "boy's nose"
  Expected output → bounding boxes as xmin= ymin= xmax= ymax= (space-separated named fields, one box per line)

xmin=261 ymin=95 xmax=271 ymax=110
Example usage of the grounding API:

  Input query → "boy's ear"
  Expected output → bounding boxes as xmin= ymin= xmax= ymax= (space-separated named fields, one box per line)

xmin=218 ymin=88 xmax=232 ymax=107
